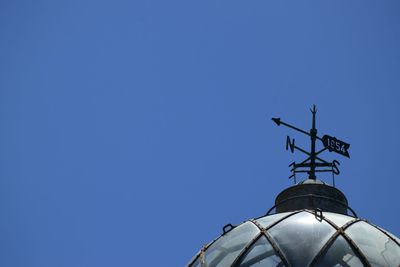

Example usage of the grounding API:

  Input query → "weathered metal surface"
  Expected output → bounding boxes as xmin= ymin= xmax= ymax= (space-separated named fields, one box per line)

xmin=274 ymin=180 xmax=349 ymax=215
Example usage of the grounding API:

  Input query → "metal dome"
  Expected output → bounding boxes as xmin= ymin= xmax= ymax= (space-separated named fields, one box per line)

xmin=188 ymin=210 xmax=400 ymax=267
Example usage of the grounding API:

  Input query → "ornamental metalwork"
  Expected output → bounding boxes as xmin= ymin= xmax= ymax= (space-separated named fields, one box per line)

xmin=272 ymin=105 xmax=350 ymax=185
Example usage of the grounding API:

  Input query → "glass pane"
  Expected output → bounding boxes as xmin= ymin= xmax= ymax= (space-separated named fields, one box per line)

xmin=376 ymin=226 xmax=400 ymax=245
xmin=238 ymin=235 xmax=283 ymax=267
xmin=322 ymin=212 xmax=355 ymax=228
xmin=346 ymin=221 xmax=400 ymax=266
xmin=314 ymin=235 xmax=363 ymax=267
xmin=256 ymin=212 xmax=292 ymax=230
xmin=268 ymin=211 xmax=336 ymax=266
xmin=204 ymin=222 xmax=260 ymax=267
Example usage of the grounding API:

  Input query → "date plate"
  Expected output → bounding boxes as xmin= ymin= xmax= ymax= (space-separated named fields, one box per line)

xmin=322 ymin=135 xmax=350 ymax=158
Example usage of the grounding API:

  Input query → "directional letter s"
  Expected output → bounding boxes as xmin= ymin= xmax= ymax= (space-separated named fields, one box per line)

xmin=332 ymin=160 xmax=340 ymax=175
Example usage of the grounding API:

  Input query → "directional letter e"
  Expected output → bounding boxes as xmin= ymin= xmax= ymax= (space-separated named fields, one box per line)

xmin=286 ymin=136 xmax=295 ymax=153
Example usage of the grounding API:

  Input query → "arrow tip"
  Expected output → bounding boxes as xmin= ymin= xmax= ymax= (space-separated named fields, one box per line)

xmin=272 ymin=117 xmax=281 ymax=126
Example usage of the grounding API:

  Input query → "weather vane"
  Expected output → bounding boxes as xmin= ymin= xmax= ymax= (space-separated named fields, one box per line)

xmin=272 ymin=105 xmax=350 ymax=186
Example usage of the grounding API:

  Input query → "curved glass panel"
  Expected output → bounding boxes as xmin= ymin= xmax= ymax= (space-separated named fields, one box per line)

xmin=376 ymin=226 xmax=400 ymax=245
xmin=204 ymin=222 xmax=260 ymax=267
xmin=238 ymin=235 xmax=283 ymax=267
xmin=346 ymin=221 xmax=400 ymax=266
xmin=322 ymin=212 xmax=355 ymax=228
xmin=256 ymin=212 xmax=292 ymax=230
xmin=313 ymin=235 xmax=363 ymax=267
xmin=268 ymin=211 xmax=336 ymax=266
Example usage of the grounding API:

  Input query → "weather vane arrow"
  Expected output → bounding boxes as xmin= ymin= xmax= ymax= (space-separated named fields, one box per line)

xmin=271 ymin=117 xmax=318 ymax=139
xmin=272 ymin=105 xmax=350 ymax=185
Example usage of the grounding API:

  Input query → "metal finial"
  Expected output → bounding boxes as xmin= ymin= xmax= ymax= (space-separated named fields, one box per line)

xmin=309 ymin=105 xmax=317 ymax=179
xmin=272 ymin=106 xmax=350 ymax=185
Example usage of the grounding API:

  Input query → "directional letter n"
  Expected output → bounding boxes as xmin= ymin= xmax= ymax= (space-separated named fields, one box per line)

xmin=286 ymin=136 xmax=295 ymax=153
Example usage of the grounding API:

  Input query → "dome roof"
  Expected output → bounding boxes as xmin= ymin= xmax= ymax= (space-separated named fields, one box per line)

xmin=188 ymin=210 xmax=400 ymax=267
xmin=188 ymin=108 xmax=400 ymax=266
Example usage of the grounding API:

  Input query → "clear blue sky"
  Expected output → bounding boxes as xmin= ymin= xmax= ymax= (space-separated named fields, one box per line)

xmin=1 ymin=1 xmax=399 ymax=266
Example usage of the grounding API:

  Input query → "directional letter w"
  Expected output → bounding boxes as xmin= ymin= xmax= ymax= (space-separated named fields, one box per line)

xmin=286 ymin=136 xmax=295 ymax=153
